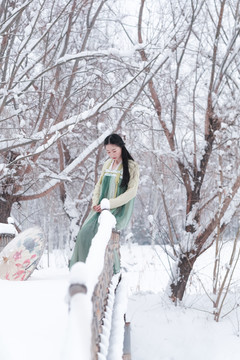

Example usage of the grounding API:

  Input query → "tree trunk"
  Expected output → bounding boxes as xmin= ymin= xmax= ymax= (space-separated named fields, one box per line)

xmin=0 ymin=196 xmax=13 ymax=223
xmin=170 ymin=254 xmax=197 ymax=302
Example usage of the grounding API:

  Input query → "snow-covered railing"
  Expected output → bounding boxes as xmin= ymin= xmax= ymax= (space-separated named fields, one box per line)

xmin=65 ymin=210 xmax=122 ymax=360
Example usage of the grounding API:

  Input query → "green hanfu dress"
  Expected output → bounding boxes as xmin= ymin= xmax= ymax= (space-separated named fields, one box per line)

xmin=69 ymin=159 xmax=139 ymax=270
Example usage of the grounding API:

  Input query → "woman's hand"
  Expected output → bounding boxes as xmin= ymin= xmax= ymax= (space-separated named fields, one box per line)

xmin=93 ymin=199 xmax=110 ymax=212
xmin=93 ymin=205 xmax=101 ymax=212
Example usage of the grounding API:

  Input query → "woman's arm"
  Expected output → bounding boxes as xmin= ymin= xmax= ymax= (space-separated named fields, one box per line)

xmin=109 ymin=161 xmax=139 ymax=209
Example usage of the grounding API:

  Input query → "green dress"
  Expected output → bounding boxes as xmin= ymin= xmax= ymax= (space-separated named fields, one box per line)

xmin=69 ymin=162 xmax=136 ymax=269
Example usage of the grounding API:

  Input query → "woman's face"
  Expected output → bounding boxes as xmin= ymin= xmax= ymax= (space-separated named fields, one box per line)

xmin=105 ymin=144 xmax=122 ymax=162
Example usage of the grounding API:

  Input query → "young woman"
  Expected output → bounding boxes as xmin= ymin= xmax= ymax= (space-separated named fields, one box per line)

xmin=69 ymin=133 xmax=139 ymax=269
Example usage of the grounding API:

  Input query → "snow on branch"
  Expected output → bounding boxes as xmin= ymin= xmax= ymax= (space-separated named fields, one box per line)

xmin=21 ymin=0 xmax=73 ymax=57
xmin=196 ymin=174 xmax=240 ymax=250
xmin=12 ymin=130 xmax=69 ymax=164
xmin=0 ymin=101 xmax=107 ymax=153
xmin=55 ymin=48 xmax=134 ymax=66
xmin=15 ymin=129 xmax=112 ymax=200
xmin=15 ymin=44 xmax=145 ymax=96
xmin=0 ymin=132 xmax=45 ymax=153
xmin=0 ymin=1 xmax=33 ymax=35
xmin=2 ymin=48 xmax=170 ymax=156
xmin=220 ymin=187 xmax=240 ymax=228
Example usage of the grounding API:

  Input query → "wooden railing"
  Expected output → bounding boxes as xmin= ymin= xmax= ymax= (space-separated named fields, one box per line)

xmin=65 ymin=210 xmax=123 ymax=360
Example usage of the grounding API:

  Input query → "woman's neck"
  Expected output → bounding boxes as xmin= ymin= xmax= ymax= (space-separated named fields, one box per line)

xmin=112 ymin=158 xmax=122 ymax=169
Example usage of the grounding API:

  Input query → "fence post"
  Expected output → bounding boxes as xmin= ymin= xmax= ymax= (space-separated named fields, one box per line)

xmin=123 ymin=314 xmax=131 ymax=360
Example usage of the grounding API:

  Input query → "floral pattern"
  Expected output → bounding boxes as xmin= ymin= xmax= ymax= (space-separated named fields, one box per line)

xmin=0 ymin=227 xmax=45 ymax=281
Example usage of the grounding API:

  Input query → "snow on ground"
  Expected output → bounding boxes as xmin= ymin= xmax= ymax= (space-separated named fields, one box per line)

xmin=0 ymin=266 xmax=69 ymax=360
xmin=127 ymin=293 xmax=240 ymax=360
xmin=0 ymin=243 xmax=240 ymax=360
xmin=122 ymin=242 xmax=240 ymax=360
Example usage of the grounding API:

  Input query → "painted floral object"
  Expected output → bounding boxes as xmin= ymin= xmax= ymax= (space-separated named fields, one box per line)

xmin=0 ymin=227 xmax=45 ymax=281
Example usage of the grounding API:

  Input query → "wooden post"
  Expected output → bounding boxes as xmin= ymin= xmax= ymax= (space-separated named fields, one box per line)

xmin=0 ymin=223 xmax=16 ymax=252
xmin=123 ymin=314 xmax=131 ymax=360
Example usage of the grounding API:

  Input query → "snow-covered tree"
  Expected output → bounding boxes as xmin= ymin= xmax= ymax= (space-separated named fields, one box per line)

xmin=2 ymin=0 xmax=240 ymax=305
xmin=136 ymin=0 xmax=240 ymax=301
xmin=0 ymin=0 xmax=144 ymax=229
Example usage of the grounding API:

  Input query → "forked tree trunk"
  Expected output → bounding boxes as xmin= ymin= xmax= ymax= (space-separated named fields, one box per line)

xmin=170 ymin=254 xmax=197 ymax=302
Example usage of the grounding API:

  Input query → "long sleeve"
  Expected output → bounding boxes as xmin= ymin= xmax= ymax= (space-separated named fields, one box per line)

xmin=109 ymin=161 xmax=139 ymax=209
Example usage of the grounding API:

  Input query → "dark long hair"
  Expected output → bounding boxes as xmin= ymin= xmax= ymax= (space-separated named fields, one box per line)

xmin=104 ymin=133 xmax=134 ymax=188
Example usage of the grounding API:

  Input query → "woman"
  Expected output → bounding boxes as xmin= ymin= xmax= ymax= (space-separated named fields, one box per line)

xmin=69 ymin=133 xmax=139 ymax=269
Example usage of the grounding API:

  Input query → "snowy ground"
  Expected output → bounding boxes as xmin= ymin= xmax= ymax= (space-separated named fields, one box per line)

xmin=1 ymin=243 xmax=240 ymax=360
xmin=121 ymin=243 xmax=240 ymax=360
xmin=0 ymin=266 xmax=69 ymax=360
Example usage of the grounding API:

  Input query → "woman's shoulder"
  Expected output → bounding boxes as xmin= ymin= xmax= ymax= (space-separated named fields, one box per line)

xmin=102 ymin=158 xmax=112 ymax=169
xmin=128 ymin=159 xmax=139 ymax=171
